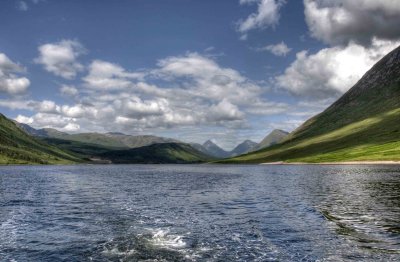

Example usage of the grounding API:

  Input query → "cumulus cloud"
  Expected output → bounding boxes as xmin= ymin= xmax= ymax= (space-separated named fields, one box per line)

xmin=208 ymin=99 xmax=245 ymax=122
xmin=34 ymin=40 xmax=86 ymax=79
xmin=15 ymin=115 xmax=33 ymax=124
xmin=0 ymin=53 xmax=30 ymax=95
xmin=83 ymin=60 xmax=144 ymax=89
xmin=237 ymin=0 xmax=286 ymax=36
xmin=60 ymin=84 xmax=78 ymax=96
xmin=276 ymin=38 xmax=400 ymax=98
xmin=16 ymin=112 xmax=80 ymax=132
xmin=304 ymin=0 xmax=400 ymax=46
xmin=257 ymin=41 xmax=291 ymax=56
xmin=154 ymin=52 xmax=261 ymax=104
xmin=5 ymin=52 xmax=289 ymax=145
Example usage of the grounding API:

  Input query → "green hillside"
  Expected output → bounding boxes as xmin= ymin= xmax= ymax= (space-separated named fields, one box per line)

xmin=251 ymin=129 xmax=289 ymax=151
xmin=42 ymin=137 xmax=122 ymax=158
xmin=98 ymin=143 xmax=213 ymax=164
xmin=220 ymin=46 xmax=400 ymax=163
xmin=0 ymin=114 xmax=81 ymax=164
xmin=25 ymin=128 xmax=181 ymax=149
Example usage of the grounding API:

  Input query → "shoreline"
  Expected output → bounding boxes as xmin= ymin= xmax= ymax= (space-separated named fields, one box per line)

xmin=261 ymin=161 xmax=400 ymax=165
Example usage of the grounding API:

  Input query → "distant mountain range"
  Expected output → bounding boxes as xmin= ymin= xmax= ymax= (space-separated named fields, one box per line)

xmin=4 ymin=46 xmax=399 ymax=165
xmin=15 ymin=124 xmax=179 ymax=149
xmin=191 ymin=130 xmax=289 ymax=159
xmin=220 ymin=45 xmax=400 ymax=163
xmin=11 ymin=122 xmax=285 ymax=164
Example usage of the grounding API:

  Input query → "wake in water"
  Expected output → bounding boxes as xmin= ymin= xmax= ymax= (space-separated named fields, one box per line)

xmin=0 ymin=165 xmax=399 ymax=261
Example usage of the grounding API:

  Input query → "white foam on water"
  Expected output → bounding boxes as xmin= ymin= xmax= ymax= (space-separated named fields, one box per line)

xmin=150 ymin=228 xmax=187 ymax=249
xmin=101 ymin=246 xmax=136 ymax=257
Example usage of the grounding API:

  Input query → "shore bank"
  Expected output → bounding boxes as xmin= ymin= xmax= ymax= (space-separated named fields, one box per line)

xmin=261 ymin=161 xmax=400 ymax=165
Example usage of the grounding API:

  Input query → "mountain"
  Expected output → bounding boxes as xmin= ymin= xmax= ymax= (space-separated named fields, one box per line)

xmin=230 ymin=140 xmax=258 ymax=157
xmin=220 ymin=45 xmax=400 ymax=163
xmin=251 ymin=129 xmax=289 ymax=151
xmin=0 ymin=114 xmax=81 ymax=164
xmin=19 ymin=125 xmax=181 ymax=149
xmin=98 ymin=143 xmax=213 ymax=164
xmin=201 ymin=140 xmax=230 ymax=158
xmin=14 ymin=123 xmax=216 ymax=163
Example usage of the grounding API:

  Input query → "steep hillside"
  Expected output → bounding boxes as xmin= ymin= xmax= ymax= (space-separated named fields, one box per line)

xmin=230 ymin=140 xmax=258 ymax=156
xmin=252 ymin=129 xmax=289 ymax=151
xmin=220 ymin=45 xmax=400 ymax=163
xmin=201 ymin=140 xmax=230 ymax=158
xmin=0 ymin=114 xmax=81 ymax=164
xmin=98 ymin=143 xmax=213 ymax=164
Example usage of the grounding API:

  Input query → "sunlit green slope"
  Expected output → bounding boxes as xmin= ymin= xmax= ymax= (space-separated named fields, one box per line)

xmin=220 ymin=46 xmax=400 ymax=163
xmin=0 ymin=114 xmax=81 ymax=164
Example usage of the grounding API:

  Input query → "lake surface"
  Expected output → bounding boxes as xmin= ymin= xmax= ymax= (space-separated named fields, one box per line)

xmin=0 ymin=164 xmax=400 ymax=261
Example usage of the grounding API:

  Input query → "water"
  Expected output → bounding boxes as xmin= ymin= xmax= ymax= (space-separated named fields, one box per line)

xmin=0 ymin=164 xmax=400 ymax=261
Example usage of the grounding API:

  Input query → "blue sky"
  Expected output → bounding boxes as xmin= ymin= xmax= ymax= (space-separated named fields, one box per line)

xmin=1 ymin=0 xmax=400 ymax=149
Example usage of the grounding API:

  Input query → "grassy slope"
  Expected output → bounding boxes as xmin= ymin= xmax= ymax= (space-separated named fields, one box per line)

xmin=252 ymin=129 xmax=289 ymax=151
xmin=45 ymin=132 xmax=128 ymax=148
xmin=0 ymin=114 xmax=82 ymax=164
xmin=42 ymin=137 xmax=123 ymax=158
xmin=221 ymin=108 xmax=400 ymax=163
xmin=45 ymin=131 xmax=179 ymax=149
xmin=98 ymin=143 xmax=213 ymax=164
xmin=219 ymin=47 xmax=400 ymax=163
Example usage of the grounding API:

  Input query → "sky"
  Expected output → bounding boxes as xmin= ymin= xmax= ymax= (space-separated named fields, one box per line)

xmin=1 ymin=0 xmax=400 ymax=150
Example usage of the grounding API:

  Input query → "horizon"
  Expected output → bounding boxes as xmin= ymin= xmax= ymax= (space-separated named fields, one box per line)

xmin=1 ymin=0 xmax=400 ymax=149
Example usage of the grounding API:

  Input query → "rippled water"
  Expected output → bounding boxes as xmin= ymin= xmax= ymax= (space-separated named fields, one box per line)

xmin=0 ymin=164 xmax=400 ymax=261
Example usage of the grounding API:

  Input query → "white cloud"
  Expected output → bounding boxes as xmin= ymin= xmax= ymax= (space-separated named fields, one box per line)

xmin=34 ymin=40 xmax=86 ymax=79
xmin=276 ymin=38 xmax=400 ymax=98
xmin=60 ymin=84 xmax=78 ymax=96
xmin=63 ymin=122 xmax=80 ymax=132
xmin=258 ymin=41 xmax=292 ymax=56
xmin=208 ymin=99 xmax=245 ymax=122
xmin=245 ymin=100 xmax=289 ymax=114
xmin=118 ymin=97 xmax=167 ymax=119
xmin=36 ymin=100 xmax=59 ymax=113
xmin=0 ymin=53 xmax=30 ymax=95
xmin=4 ymin=52 xmax=289 ymax=145
xmin=237 ymin=0 xmax=286 ymax=35
xmin=15 ymin=114 xmax=33 ymax=124
xmin=304 ymin=0 xmax=400 ymax=46
xmin=16 ymin=112 xmax=80 ymax=132
xmin=154 ymin=52 xmax=261 ymax=104
xmin=17 ymin=1 xmax=28 ymax=11
xmin=83 ymin=60 xmax=144 ymax=89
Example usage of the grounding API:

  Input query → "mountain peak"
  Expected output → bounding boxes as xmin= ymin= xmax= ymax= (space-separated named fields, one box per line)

xmin=290 ymin=45 xmax=400 ymax=141
xmin=203 ymin=140 xmax=217 ymax=147
xmin=251 ymin=129 xmax=289 ymax=152
xmin=202 ymin=140 xmax=229 ymax=158
xmin=229 ymin=140 xmax=258 ymax=157
xmin=223 ymin=45 xmax=400 ymax=163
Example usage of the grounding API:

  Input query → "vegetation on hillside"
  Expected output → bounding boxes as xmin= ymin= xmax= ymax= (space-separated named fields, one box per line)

xmin=0 ymin=114 xmax=81 ymax=164
xmin=98 ymin=143 xmax=214 ymax=164
xmin=219 ymin=46 xmax=400 ymax=163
